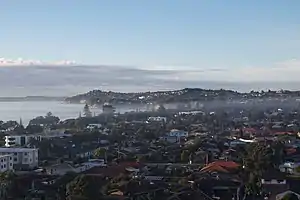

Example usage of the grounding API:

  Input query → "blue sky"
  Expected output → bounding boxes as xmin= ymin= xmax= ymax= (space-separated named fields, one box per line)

xmin=0 ymin=0 xmax=299 ymax=69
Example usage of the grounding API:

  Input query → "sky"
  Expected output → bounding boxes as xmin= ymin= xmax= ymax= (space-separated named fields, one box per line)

xmin=0 ymin=1 xmax=300 ymax=95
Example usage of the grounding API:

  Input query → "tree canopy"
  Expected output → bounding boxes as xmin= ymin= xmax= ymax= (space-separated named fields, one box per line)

xmin=29 ymin=112 xmax=60 ymax=126
xmin=66 ymin=175 xmax=104 ymax=200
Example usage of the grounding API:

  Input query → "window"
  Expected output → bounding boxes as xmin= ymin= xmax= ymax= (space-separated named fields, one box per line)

xmin=9 ymin=157 xmax=12 ymax=160
xmin=1 ymin=165 xmax=3 ymax=169
xmin=3 ymin=164 xmax=6 ymax=168
xmin=1 ymin=159 xmax=3 ymax=162
xmin=24 ymin=152 xmax=28 ymax=156
xmin=14 ymin=158 xmax=17 ymax=162
xmin=14 ymin=153 xmax=17 ymax=156
xmin=9 ymin=163 xmax=12 ymax=166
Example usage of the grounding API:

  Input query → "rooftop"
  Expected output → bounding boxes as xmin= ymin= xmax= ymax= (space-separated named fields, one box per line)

xmin=0 ymin=147 xmax=38 ymax=153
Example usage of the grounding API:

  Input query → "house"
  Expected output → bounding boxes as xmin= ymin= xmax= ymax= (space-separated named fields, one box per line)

xmin=0 ymin=154 xmax=14 ymax=172
xmin=5 ymin=134 xmax=42 ymax=147
xmin=45 ymin=163 xmax=76 ymax=176
xmin=86 ymin=124 xmax=102 ymax=131
xmin=279 ymin=162 xmax=300 ymax=174
xmin=5 ymin=131 xmax=71 ymax=147
xmin=261 ymin=170 xmax=289 ymax=200
xmin=0 ymin=147 xmax=38 ymax=169
xmin=161 ymin=129 xmax=188 ymax=144
xmin=148 ymin=117 xmax=167 ymax=122
xmin=168 ymin=129 xmax=188 ymax=137
xmin=103 ymin=103 xmax=115 ymax=114
xmin=45 ymin=159 xmax=107 ymax=175
xmin=200 ymin=161 xmax=240 ymax=174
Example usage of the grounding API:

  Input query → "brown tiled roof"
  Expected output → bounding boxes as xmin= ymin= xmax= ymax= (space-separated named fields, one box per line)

xmin=200 ymin=161 xmax=239 ymax=173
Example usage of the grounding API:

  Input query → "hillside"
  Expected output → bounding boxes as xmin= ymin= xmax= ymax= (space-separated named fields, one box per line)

xmin=64 ymin=88 xmax=300 ymax=105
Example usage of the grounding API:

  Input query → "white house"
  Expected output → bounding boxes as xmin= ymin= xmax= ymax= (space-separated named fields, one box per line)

xmin=148 ymin=117 xmax=167 ymax=122
xmin=45 ymin=159 xmax=106 ymax=175
xmin=0 ymin=154 xmax=14 ymax=172
xmin=0 ymin=148 xmax=38 ymax=169
xmin=5 ymin=135 xmax=42 ymax=147
xmin=5 ymin=131 xmax=71 ymax=147
xmin=86 ymin=124 xmax=102 ymax=131
xmin=279 ymin=162 xmax=300 ymax=174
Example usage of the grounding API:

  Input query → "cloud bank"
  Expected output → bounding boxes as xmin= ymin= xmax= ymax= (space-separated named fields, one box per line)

xmin=0 ymin=58 xmax=299 ymax=96
xmin=0 ymin=58 xmax=77 ymax=66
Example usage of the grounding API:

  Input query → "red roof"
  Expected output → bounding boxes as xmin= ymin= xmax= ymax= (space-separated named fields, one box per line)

xmin=200 ymin=164 xmax=229 ymax=173
xmin=242 ymin=128 xmax=257 ymax=133
xmin=286 ymin=148 xmax=297 ymax=155
xmin=211 ymin=161 xmax=240 ymax=169
xmin=273 ymin=132 xmax=294 ymax=136
xmin=200 ymin=161 xmax=240 ymax=173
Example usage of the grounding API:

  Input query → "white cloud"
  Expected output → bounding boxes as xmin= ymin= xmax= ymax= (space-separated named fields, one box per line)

xmin=0 ymin=58 xmax=300 ymax=96
xmin=1 ymin=57 xmax=300 ymax=83
xmin=154 ymin=59 xmax=300 ymax=82
xmin=0 ymin=57 xmax=77 ymax=66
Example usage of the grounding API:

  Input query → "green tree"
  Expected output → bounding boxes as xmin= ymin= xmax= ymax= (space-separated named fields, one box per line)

xmin=29 ymin=113 xmax=60 ymax=126
xmin=181 ymin=150 xmax=189 ymax=163
xmin=238 ymin=142 xmax=281 ymax=199
xmin=66 ymin=175 xmax=103 ymax=200
xmin=94 ymin=148 xmax=106 ymax=159
xmin=26 ymin=124 xmax=43 ymax=134
xmin=0 ymin=171 xmax=17 ymax=199
xmin=55 ymin=172 xmax=77 ymax=200
xmin=281 ymin=192 xmax=299 ymax=200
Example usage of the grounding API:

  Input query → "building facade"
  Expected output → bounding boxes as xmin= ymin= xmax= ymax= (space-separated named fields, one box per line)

xmin=0 ymin=154 xmax=14 ymax=172
xmin=0 ymin=148 xmax=38 ymax=169
xmin=5 ymin=135 xmax=41 ymax=147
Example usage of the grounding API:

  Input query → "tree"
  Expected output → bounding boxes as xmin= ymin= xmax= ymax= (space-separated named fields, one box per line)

xmin=1 ymin=120 xmax=19 ymax=130
xmin=0 ymin=171 xmax=17 ymax=199
xmin=66 ymin=175 xmax=103 ymax=200
xmin=181 ymin=150 xmax=189 ymax=163
xmin=26 ymin=124 xmax=43 ymax=134
xmin=29 ymin=113 xmax=60 ymax=126
xmin=83 ymin=104 xmax=92 ymax=118
xmin=94 ymin=148 xmax=106 ymax=159
xmin=55 ymin=172 xmax=77 ymax=200
xmin=13 ymin=124 xmax=25 ymax=134
xmin=238 ymin=143 xmax=275 ymax=199
xmin=281 ymin=192 xmax=299 ymax=200
xmin=46 ymin=112 xmax=53 ymax=117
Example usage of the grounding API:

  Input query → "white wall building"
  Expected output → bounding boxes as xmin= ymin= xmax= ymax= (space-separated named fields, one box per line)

xmin=0 ymin=154 xmax=14 ymax=172
xmin=279 ymin=162 xmax=300 ymax=174
xmin=86 ymin=124 xmax=102 ymax=131
xmin=45 ymin=159 xmax=107 ymax=176
xmin=5 ymin=130 xmax=70 ymax=147
xmin=148 ymin=117 xmax=167 ymax=122
xmin=5 ymin=135 xmax=42 ymax=147
xmin=0 ymin=148 xmax=38 ymax=169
